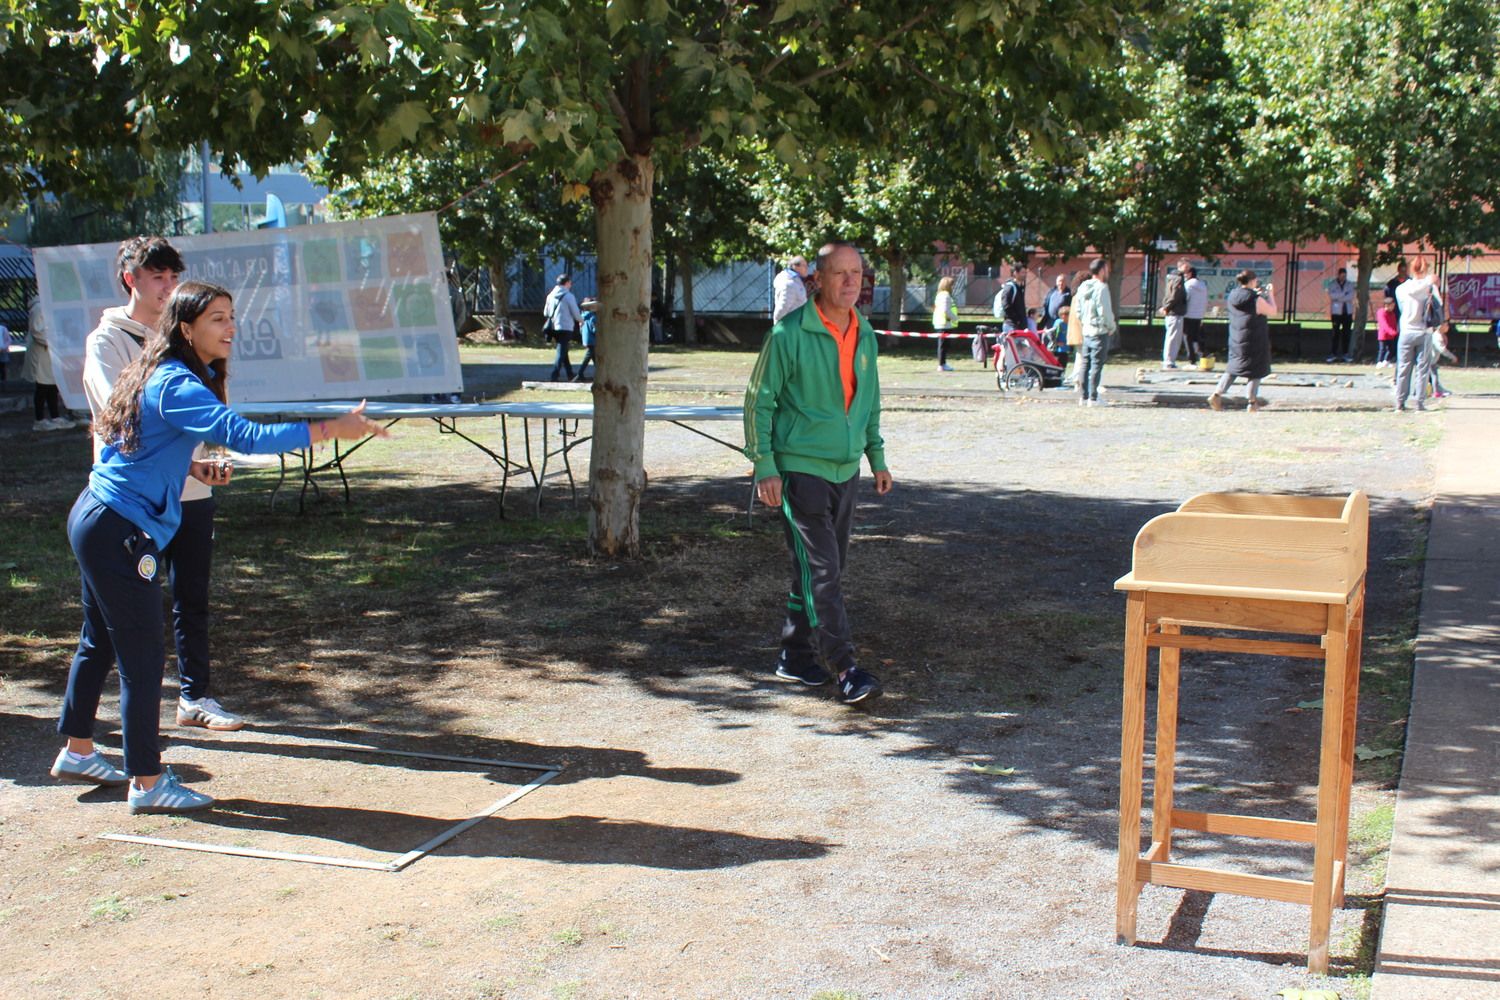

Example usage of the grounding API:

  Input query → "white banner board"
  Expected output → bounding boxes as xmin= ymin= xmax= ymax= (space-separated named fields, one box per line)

xmin=34 ymin=212 xmax=461 ymax=410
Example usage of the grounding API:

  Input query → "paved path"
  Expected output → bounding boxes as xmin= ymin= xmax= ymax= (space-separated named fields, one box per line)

xmin=1374 ymin=396 xmax=1500 ymax=997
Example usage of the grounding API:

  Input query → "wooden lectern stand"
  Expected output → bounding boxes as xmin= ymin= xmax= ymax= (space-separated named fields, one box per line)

xmin=1114 ymin=491 xmax=1368 ymax=974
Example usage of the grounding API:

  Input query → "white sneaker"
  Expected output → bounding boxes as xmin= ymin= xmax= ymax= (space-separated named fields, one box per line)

xmin=50 ymin=747 xmax=129 ymax=787
xmin=938 ymin=363 xmax=953 ymax=372
xmin=128 ymin=767 xmax=213 ymax=815
xmin=33 ymin=419 xmax=57 ymax=432
xmin=177 ymin=696 xmax=246 ymax=731
xmin=50 ymin=416 xmax=78 ymax=430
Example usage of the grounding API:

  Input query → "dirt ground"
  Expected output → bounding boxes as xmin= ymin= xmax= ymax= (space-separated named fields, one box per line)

xmin=0 ymin=358 xmax=1437 ymax=1000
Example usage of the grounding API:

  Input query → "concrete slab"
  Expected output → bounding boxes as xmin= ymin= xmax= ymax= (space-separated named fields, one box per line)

xmin=1374 ymin=399 xmax=1500 ymax=999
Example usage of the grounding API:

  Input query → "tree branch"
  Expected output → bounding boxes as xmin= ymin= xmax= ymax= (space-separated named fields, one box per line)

xmin=607 ymin=86 xmax=639 ymax=152
xmin=762 ymin=16 xmax=824 ymax=79
xmin=791 ymin=8 xmax=937 ymax=88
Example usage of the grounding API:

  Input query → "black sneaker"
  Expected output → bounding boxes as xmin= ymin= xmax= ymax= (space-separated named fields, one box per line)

xmin=835 ymin=666 xmax=882 ymax=704
xmin=775 ymin=656 xmax=831 ymax=687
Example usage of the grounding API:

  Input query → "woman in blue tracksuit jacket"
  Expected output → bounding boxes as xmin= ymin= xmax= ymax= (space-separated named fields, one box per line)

xmin=50 ymin=281 xmax=389 ymax=814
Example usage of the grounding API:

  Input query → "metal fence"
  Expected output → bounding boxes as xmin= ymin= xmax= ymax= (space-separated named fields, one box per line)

xmin=674 ymin=261 xmax=770 ymax=313
xmin=1146 ymin=253 xmax=1289 ymax=321
xmin=0 ymin=249 xmax=36 ymax=333
xmin=458 ymin=247 xmax=1496 ymax=327
xmin=453 ymin=255 xmax=599 ymax=315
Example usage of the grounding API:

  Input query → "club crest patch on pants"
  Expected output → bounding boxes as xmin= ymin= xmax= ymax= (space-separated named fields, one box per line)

xmin=136 ymin=553 xmax=157 ymax=581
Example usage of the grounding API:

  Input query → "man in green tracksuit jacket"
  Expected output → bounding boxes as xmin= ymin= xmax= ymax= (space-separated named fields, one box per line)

xmin=744 ymin=242 xmax=893 ymax=705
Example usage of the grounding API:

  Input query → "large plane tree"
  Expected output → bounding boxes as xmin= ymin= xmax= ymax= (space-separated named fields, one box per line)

xmin=2 ymin=0 xmax=1163 ymax=556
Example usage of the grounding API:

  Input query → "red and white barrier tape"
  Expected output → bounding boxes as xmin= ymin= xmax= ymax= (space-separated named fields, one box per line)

xmin=872 ymin=329 xmax=986 ymax=339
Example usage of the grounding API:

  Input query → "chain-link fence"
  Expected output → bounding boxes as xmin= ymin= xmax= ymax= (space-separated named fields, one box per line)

xmin=0 ymin=248 xmax=37 ymax=334
xmin=1148 ymin=253 xmax=1288 ymax=320
xmin=674 ymin=262 xmax=771 ymax=313
xmin=452 ymin=256 xmax=599 ymax=315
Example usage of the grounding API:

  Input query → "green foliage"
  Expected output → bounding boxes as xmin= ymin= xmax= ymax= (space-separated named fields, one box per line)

xmin=1025 ymin=2 xmax=1258 ymax=259
xmin=1238 ymin=0 xmax=1500 ymax=254
xmin=324 ymin=152 xmax=592 ymax=279
xmin=25 ymin=149 xmax=187 ymax=247
xmin=655 ymin=146 xmax=768 ymax=268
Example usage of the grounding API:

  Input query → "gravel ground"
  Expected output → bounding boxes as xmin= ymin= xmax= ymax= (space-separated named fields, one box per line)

xmin=0 ymin=363 xmax=1438 ymax=1000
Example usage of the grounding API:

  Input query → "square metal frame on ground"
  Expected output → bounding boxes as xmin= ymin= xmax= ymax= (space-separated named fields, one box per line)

xmin=98 ymin=738 xmax=563 ymax=872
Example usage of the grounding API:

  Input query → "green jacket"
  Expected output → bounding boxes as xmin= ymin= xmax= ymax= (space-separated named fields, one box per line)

xmin=743 ymin=301 xmax=887 ymax=483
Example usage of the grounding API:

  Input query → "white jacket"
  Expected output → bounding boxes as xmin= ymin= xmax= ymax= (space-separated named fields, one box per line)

xmin=772 ymin=267 xmax=807 ymax=322
xmin=1327 ymin=278 xmax=1355 ymax=316
xmin=543 ymin=285 xmax=583 ymax=332
xmin=85 ymin=305 xmax=211 ymax=500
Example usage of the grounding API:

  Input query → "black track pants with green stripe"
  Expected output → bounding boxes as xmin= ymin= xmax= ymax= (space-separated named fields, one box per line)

xmin=778 ymin=470 xmax=859 ymax=675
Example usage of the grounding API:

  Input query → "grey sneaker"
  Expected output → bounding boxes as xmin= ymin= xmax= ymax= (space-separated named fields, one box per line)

xmin=128 ymin=767 xmax=214 ymax=814
xmin=177 ymin=696 xmax=246 ymax=731
xmin=50 ymin=747 xmax=128 ymax=787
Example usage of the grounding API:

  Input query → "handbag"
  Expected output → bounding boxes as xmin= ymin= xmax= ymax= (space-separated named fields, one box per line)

xmin=1422 ymin=292 xmax=1444 ymax=330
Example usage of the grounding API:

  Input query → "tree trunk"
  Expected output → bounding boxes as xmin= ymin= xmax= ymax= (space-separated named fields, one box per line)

xmin=487 ymin=259 xmax=510 ymax=330
xmin=886 ymin=250 xmax=907 ymax=330
xmin=680 ymin=252 xmax=697 ymax=345
xmin=1106 ymin=238 xmax=1129 ymax=321
xmin=1350 ymin=239 xmax=1377 ymax=360
xmin=588 ymin=153 xmax=653 ymax=558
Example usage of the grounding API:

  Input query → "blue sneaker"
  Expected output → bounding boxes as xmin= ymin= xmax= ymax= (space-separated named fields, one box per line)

xmin=836 ymin=666 xmax=883 ymax=705
xmin=127 ymin=767 xmax=214 ymax=815
xmin=50 ymin=747 xmax=128 ymax=787
xmin=774 ymin=655 xmax=831 ymax=687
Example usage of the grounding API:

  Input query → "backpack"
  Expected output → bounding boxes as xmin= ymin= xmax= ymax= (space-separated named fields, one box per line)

xmin=541 ymin=294 xmax=559 ymax=340
xmin=999 ymin=280 xmax=1019 ymax=321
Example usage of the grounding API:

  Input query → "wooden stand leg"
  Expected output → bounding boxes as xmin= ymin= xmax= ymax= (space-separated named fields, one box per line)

xmin=1308 ymin=604 xmax=1350 ymax=974
xmin=1152 ymin=623 xmax=1182 ymax=860
xmin=1333 ymin=590 xmax=1365 ymax=906
xmin=1117 ymin=594 xmax=1150 ymax=945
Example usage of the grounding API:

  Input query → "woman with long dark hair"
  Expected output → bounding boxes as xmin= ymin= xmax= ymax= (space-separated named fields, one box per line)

xmin=51 ymin=281 xmax=389 ymax=813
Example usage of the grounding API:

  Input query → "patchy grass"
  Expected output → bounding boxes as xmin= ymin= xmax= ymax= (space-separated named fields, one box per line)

xmin=88 ymin=893 xmax=131 ymax=922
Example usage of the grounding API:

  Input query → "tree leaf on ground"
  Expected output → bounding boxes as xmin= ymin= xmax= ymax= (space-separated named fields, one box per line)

xmin=968 ymin=763 xmax=1015 ymax=776
xmin=1297 ymin=699 xmax=1323 ymax=710
xmin=1354 ymin=745 xmax=1400 ymax=761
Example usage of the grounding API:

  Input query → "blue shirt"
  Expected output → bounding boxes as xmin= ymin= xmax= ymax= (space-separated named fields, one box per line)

xmin=89 ymin=360 xmax=311 ymax=544
xmin=580 ymin=311 xmax=597 ymax=346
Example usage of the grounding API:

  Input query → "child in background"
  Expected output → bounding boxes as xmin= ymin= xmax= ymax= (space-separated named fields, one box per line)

xmin=1044 ymin=305 xmax=1071 ymax=367
xmin=574 ymin=297 xmax=599 ymax=381
xmin=1427 ymin=320 xmax=1458 ymax=398
xmin=1025 ymin=307 xmax=1041 ymax=332
xmin=1375 ymin=300 xmax=1398 ymax=368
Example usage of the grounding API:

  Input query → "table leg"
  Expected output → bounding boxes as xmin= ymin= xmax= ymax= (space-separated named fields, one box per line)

xmin=497 ymin=415 xmax=511 ymax=518
xmin=560 ymin=420 xmax=578 ymax=507
xmin=534 ymin=418 xmax=548 ymax=516
xmin=1118 ymin=592 xmax=1149 ymax=945
xmin=1153 ymin=622 xmax=1182 ymax=860
xmin=266 ymin=452 xmax=289 ymax=509
xmin=1308 ymin=602 xmax=1349 ymax=974
xmin=1333 ymin=588 xmax=1365 ymax=906
xmin=333 ymin=439 xmax=351 ymax=503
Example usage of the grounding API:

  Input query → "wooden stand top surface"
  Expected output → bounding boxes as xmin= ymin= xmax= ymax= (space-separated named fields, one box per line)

xmin=1115 ymin=491 xmax=1368 ymax=605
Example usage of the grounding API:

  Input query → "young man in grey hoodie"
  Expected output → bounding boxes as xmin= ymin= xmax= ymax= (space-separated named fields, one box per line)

xmin=81 ymin=236 xmax=245 ymax=733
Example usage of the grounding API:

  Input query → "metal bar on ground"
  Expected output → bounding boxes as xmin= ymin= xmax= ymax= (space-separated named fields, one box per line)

xmin=96 ymin=740 xmax=563 ymax=872
xmin=386 ymin=768 xmax=562 ymax=872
